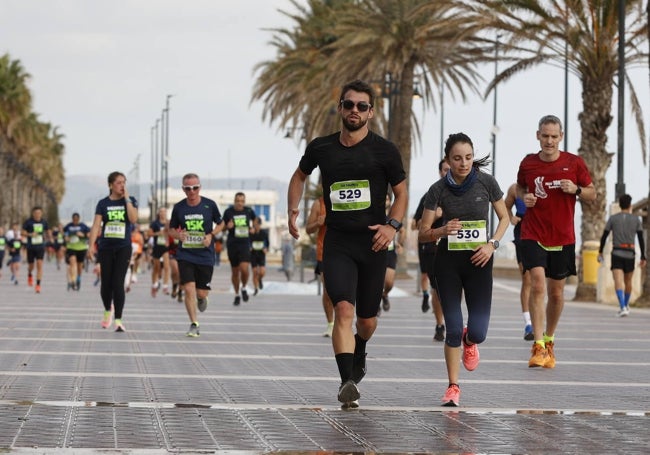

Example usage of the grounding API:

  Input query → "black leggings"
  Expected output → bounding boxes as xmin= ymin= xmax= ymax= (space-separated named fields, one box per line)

xmin=434 ymin=241 xmax=493 ymax=347
xmin=98 ymin=246 xmax=131 ymax=319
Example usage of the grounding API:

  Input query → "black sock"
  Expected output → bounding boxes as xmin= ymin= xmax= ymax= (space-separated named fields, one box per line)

xmin=354 ymin=333 xmax=368 ymax=356
xmin=335 ymin=353 xmax=354 ymax=382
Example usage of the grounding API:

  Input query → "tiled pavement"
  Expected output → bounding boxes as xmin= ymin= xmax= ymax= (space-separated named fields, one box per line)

xmin=0 ymin=260 xmax=648 ymax=454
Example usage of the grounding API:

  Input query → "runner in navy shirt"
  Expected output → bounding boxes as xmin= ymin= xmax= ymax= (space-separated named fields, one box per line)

xmin=88 ymin=171 xmax=138 ymax=332
xmin=169 ymin=173 xmax=224 ymax=337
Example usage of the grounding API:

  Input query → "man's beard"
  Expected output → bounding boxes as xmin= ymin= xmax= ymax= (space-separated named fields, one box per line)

xmin=342 ymin=116 xmax=367 ymax=132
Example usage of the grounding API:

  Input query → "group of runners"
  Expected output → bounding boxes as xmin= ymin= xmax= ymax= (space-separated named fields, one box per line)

xmin=1 ymin=78 xmax=643 ymax=411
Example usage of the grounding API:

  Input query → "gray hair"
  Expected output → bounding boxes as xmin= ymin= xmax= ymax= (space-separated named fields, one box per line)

xmin=538 ymin=115 xmax=563 ymax=132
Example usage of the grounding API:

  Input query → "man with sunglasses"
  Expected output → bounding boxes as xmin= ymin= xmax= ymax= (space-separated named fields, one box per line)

xmin=169 ymin=173 xmax=224 ymax=337
xmin=288 ymin=79 xmax=407 ymax=409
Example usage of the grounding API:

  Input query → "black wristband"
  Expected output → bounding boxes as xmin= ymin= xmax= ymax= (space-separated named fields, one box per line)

xmin=575 ymin=186 xmax=582 ymax=196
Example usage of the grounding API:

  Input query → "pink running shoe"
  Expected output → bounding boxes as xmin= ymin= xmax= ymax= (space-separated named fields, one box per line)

xmin=101 ymin=311 xmax=112 ymax=329
xmin=442 ymin=384 xmax=460 ymax=407
xmin=462 ymin=327 xmax=479 ymax=371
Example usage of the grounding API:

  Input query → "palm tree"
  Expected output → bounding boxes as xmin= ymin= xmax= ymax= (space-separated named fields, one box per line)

xmin=471 ymin=0 xmax=649 ymax=300
xmin=253 ymin=1 xmax=494 ymax=276
xmin=0 ymin=53 xmax=65 ymax=223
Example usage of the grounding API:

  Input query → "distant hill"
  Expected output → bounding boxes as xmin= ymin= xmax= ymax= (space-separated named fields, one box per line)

xmin=59 ymin=175 xmax=289 ymax=222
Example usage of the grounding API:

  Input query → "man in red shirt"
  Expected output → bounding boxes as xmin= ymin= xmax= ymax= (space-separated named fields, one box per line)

xmin=517 ymin=115 xmax=596 ymax=368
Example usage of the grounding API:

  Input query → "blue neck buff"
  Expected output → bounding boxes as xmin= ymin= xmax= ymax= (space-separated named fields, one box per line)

xmin=445 ymin=167 xmax=478 ymax=196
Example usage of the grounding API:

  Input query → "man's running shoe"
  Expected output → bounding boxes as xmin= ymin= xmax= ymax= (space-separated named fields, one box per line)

xmin=337 ymin=380 xmax=360 ymax=404
xmin=233 ymin=295 xmax=241 ymax=306
xmin=528 ymin=342 xmax=549 ymax=368
xmin=351 ymin=352 xmax=367 ymax=383
xmin=421 ymin=294 xmax=430 ymax=313
xmin=171 ymin=284 xmax=178 ymax=298
xmin=524 ymin=324 xmax=534 ymax=341
xmin=242 ymin=289 xmax=249 ymax=302
xmin=35 ymin=284 xmax=41 ymax=294
xmin=67 ymin=282 xmax=73 ymax=291
xmin=259 ymin=278 xmax=263 ymax=290
xmin=197 ymin=297 xmax=208 ymax=312
xmin=162 ymin=285 xmax=169 ymax=295
xmin=151 ymin=283 xmax=159 ymax=297
xmin=101 ymin=311 xmax=112 ymax=329
xmin=461 ymin=327 xmax=479 ymax=371
xmin=433 ymin=324 xmax=445 ymax=342
xmin=441 ymin=384 xmax=460 ymax=407
xmin=544 ymin=341 xmax=556 ymax=368
xmin=617 ymin=306 xmax=630 ymax=317
xmin=186 ymin=323 xmax=200 ymax=337
xmin=27 ymin=275 xmax=34 ymax=286
xmin=177 ymin=290 xmax=183 ymax=303
xmin=114 ymin=320 xmax=125 ymax=332
xmin=10 ymin=274 xmax=15 ymax=283
xmin=341 ymin=399 xmax=359 ymax=410
xmin=382 ymin=295 xmax=390 ymax=311
xmin=93 ymin=277 xmax=100 ymax=287
xmin=254 ymin=288 xmax=259 ymax=296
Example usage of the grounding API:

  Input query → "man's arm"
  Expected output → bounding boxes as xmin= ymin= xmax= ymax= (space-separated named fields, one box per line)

xmin=287 ymin=167 xmax=307 ymax=239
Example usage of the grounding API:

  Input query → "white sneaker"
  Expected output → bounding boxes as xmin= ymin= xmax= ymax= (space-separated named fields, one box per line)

xmin=617 ymin=307 xmax=630 ymax=317
xmin=322 ymin=323 xmax=334 ymax=337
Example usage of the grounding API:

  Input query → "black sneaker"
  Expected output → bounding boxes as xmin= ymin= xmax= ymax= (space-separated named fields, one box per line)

xmin=253 ymin=288 xmax=259 ymax=296
xmin=351 ymin=352 xmax=367 ymax=383
xmin=337 ymin=380 xmax=360 ymax=404
xmin=259 ymin=278 xmax=263 ymax=290
xmin=242 ymin=289 xmax=249 ymax=302
xmin=233 ymin=295 xmax=241 ymax=306
xmin=382 ymin=295 xmax=390 ymax=311
xmin=422 ymin=294 xmax=430 ymax=313
xmin=434 ymin=324 xmax=445 ymax=342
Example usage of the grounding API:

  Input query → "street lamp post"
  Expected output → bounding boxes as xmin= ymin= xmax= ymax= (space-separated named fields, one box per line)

xmin=490 ymin=35 xmax=501 ymax=237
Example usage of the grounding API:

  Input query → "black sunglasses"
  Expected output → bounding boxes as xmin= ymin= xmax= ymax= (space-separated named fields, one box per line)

xmin=340 ymin=99 xmax=372 ymax=112
xmin=182 ymin=185 xmax=200 ymax=191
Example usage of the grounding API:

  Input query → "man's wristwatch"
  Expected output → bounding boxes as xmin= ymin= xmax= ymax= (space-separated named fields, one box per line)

xmin=575 ymin=186 xmax=582 ymax=196
xmin=488 ymin=239 xmax=500 ymax=249
xmin=387 ymin=218 xmax=403 ymax=231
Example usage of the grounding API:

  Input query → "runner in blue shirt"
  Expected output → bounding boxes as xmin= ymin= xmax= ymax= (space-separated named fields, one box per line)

xmin=169 ymin=173 xmax=224 ymax=337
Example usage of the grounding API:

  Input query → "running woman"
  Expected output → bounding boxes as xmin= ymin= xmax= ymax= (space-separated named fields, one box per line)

xmin=148 ymin=207 xmax=171 ymax=297
xmin=87 ymin=171 xmax=138 ymax=332
xmin=419 ymin=132 xmax=509 ymax=407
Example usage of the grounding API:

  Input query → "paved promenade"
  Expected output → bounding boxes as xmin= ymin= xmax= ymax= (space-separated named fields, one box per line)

xmin=0 ymin=260 xmax=649 ymax=454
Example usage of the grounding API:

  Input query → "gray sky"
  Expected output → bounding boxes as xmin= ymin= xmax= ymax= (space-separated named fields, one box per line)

xmin=1 ymin=0 xmax=648 ymax=216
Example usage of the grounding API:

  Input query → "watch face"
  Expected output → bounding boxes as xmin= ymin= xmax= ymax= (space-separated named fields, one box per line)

xmin=493 ymin=240 xmax=499 ymax=249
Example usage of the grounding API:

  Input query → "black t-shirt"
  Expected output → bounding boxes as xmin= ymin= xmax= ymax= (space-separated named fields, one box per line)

xmin=299 ymin=131 xmax=405 ymax=232
xmin=95 ymin=196 xmax=138 ymax=251
xmin=169 ymin=196 xmax=223 ymax=266
xmin=250 ymin=229 xmax=269 ymax=252
xmin=222 ymin=206 xmax=256 ymax=245
xmin=23 ymin=217 xmax=49 ymax=249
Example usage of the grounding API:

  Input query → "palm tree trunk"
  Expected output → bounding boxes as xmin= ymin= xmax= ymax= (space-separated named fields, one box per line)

xmin=391 ymin=63 xmax=416 ymax=278
xmin=575 ymin=77 xmax=613 ymax=301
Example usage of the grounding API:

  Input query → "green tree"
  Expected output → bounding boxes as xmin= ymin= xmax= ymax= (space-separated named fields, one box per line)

xmin=472 ymin=0 xmax=649 ymax=300
xmin=0 ymin=53 xmax=65 ymax=223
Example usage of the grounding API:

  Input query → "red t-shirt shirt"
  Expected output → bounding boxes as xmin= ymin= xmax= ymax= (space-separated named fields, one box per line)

xmin=517 ymin=151 xmax=592 ymax=246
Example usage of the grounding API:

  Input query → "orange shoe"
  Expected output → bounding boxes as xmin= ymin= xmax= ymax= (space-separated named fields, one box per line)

xmin=28 ymin=275 xmax=34 ymax=286
xmin=35 ymin=284 xmax=41 ymax=294
xmin=528 ymin=342 xmax=549 ymax=368
xmin=544 ymin=341 xmax=556 ymax=368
